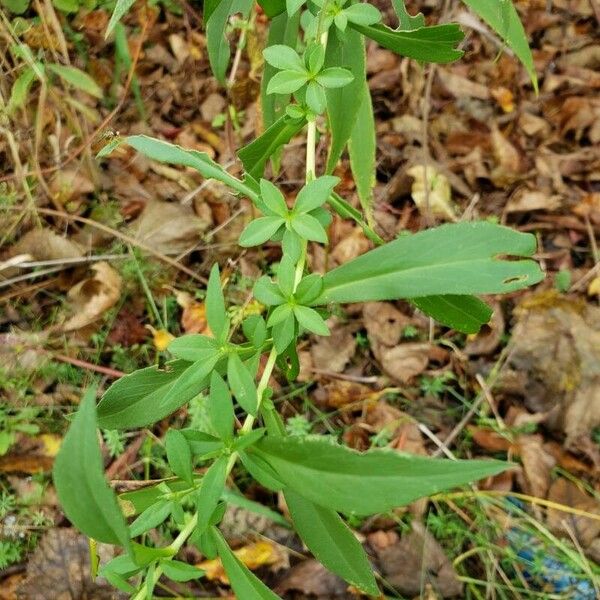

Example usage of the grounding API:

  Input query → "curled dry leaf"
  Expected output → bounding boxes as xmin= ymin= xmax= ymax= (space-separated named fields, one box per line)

xmin=464 ymin=303 xmax=504 ymax=356
xmin=62 ymin=262 xmax=122 ymax=331
xmin=197 ymin=540 xmax=288 ymax=584
xmin=9 ymin=228 xmax=84 ymax=263
xmin=276 ymin=559 xmax=349 ymax=598
xmin=330 ymin=228 xmax=370 ymax=265
xmin=372 ymin=521 xmax=462 ymax=598
xmin=131 ymin=200 xmax=208 ymax=255
xmin=546 ymin=478 xmax=600 ymax=547
xmin=490 ymin=126 xmax=524 ymax=187
xmin=509 ymin=291 xmax=600 ymax=450
xmin=505 ymin=190 xmax=562 ymax=213
xmin=16 ymin=529 xmax=123 ymax=600
xmin=310 ymin=323 xmax=357 ymax=374
xmin=406 ymin=164 xmax=457 ymax=222
xmin=516 ymin=434 xmax=556 ymax=499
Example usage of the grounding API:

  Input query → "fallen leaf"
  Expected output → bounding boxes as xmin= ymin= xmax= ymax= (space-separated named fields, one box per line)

xmin=464 ymin=303 xmax=504 ymax=355
xmin=276 ymin=559 xmax=349 ymax=597
xmin=437 ymin=70 xmax=490 ymax=100
xmin=373 ymin=521 xmax=463 ymax=598
xmin=546 ymin=478 xmax=600 ymax=547
xmin=16 ymin=529 xmax=123 ymax=600
xmin=406 ymin=164 xmax=457 ymax=221
xmin=330 ymin=228 xmax=370 ymax=264
xmin=505 ymin=190 xmax=562 ymax=213
xmin=516 ymin=434 xmax=556 ymax=498
xmin=509 ymin=291 xmax=600 ymax=451
xmin=376 ymin=343 xmax=431 ymax=383
xmin=131 ymin=200 xmax=208 ymax=255
xmin=49 ymin=169 xmax=95 ymax=204
xmin=490 ymin=126 xmax=524 ymax=187
xmin=310 ymin=323 xmax=356 ymax=373
xmin=197 ymin=540 xmax=287 ymax=584
xmin=9 ymin=229 xmax=83 ymax=263
xmin=491 ymin=86 xmax=515 ymax=113
xmin=0 ymin=434 xmax=62 ymax=474
xmin=62 ymin=262 xmax=122 ymax=331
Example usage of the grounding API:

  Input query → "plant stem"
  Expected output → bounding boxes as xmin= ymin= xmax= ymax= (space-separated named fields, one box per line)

xmin=305 ymin=119 xmax=317 ymax=181
xmin=131 ymin=513 xmax=199 ymax=600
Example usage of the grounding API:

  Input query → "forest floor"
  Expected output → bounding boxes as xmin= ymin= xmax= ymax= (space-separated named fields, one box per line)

xmin=1 ymin=0 xmax=600 ymax=598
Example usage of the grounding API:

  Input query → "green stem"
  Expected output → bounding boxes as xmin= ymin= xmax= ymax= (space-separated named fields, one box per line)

xmin=131 ymin=513 xmax=199 ymax=600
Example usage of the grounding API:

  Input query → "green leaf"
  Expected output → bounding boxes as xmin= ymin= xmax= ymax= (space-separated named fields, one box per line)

xmin=285 ymin=489 xmax=378 ymax=595
xmin=208 ymin=371 xmax=235 ymax=441
xmin=294 ymin=176 xmax=339 ymax=214
xmin=106 ymin=0 xmax=136 ymax=38
xmin=182 ymin=430 xmax=224 ymax=458
xmin=206 ymin=0 xmax=253 ymax=83
xmin=261 ymin=10 xmax=302 ymax=131
xmin=324 ymin=27 xmax=366 ymax=174
xmin=305 ymin=81 xmax=326 ymax=114
xmin=7 ymin=67 xmax=38 ymax=115
xmin=240 ymin=450 xmax=286 ymax=490
xmin=1 ymin=0 xmax=29 ymax=14
xmin=272 ymin=311 xmax=296 ymax=354
xmin=53 ymin=388 xmax=131 ymax=549
xmin=295 ymin=273 xmax=323 ymax=305
xmin=348 ymin=82 xmax=376 ymax=220
xmin=212 ymin=527 xmax=283 ymax=599
xmin=282 ymin=229 xmax=302 ymax=262
xmin=165 ymin=430 xmax=194 ymax=486
xmin=159 ymin=354 xmax=220 ymax=415
xmin=120 ymin=135 xmax=259 ymax=202
xmin=130 ymin=501 xmax=172 ymax=537
xmin=258 ymin=0 xmax=286 ymax=17
xmin=227 ymin=353 xmax=258 ymax=415
xmin=350 ymin=23 xmax=464 ymax=63
xmin=293 ymin=305 xmax=329 ymax=336
xmin=161 ymin=559 xmax=205 ymax=582
xmin=328 ymin=192 xmax=384 ymax=245
xmin=238 ymin=115 xmax=306 ymax=180
xmin=231 ymin=428 xmax=266 ymax=452
xmin=251 ymin=436 xmax=509 ymax=515
xmin=242 ymin=315 xmax=267 ymax=348
xmin=263 ymin=44 xmax=303 ymax=71
xmin=52 ymin=0 xmax=78 ymax=12
xmin=316 ymin=67 xmax=354 ymax=88
xmin=267 ymin=304 xmax=293 ymax=328
xmin=343 ymin=3 xmax=381 ymax=26
xmin=460 ymin=0 xmax=537 ymax=92
xmin=276 ymin=254 xmax=295 ymax=297
xmin=291 ymin=213 xmax=328 ymax=243
xmin=260 ymin=178 xmax=289 ymax=217
xmin=267 ymin=69 xmax=308 ymax=94
xmin=411 ymin=295 xmax=493 ymax=334
xmin=206 ymin=264 xmax=228 ymax=339
xmin=391 ymin=0 xmax=425 ymax=29
xmin=47 ymin=64 xmax=103 ymax=98
xmin=168 ymin=334 xmax=218 ymax=362
xmin=317 ymin=222 xmax=543 ymax=304
xmin=197 ymin=456 xmax=228 ymax=532
xmin=254 ymin=276 xmax=285 ymax=306
xmin=240 ymin=216 xmax=284 ymax=247
xmin=285 ymin=0 xmax=303 ymax=16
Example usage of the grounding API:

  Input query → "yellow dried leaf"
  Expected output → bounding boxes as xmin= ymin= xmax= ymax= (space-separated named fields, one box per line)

xmin=588 ymin=277 xmax=600 ymax=296
xmin=406 ymin=165 xmax=456 ymax=222
xmin=197 ymin=541 xmax=284 ymax=584
xmin=491 ymin=87 xmax=515 ymax=113
xmin=39 ymin=433 xmax=62 ymax=458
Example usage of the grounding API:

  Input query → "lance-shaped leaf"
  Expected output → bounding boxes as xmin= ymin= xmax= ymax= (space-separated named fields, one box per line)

xmin=251 ymin=436 xmax=509 ymax=515
xmin=97 ymin=360 xmax=207 ymax=430
xmin=348 ymin=81 xmax=376 ymax=219
xmin=100 ymin=135 xmax=259 ymax=202
xmin=460 ymin=0 xmax=537 ymax=92
xmin=285 ymin=489 xmax=379 ymax=595
xmin=316 ymin=222 xmax=543 ymax=305
xmin=411 ymin=295 xmax=493 ymax=334
xmin=211 ymin=527 xmax=283 ymax=599
xmin=350 ymin=22 xmax=464 ymax=63
xmin=206 ymin=0 xmax=253 ymax=83
xmin=325 ymin=27 xmax=366 ymax=174
xmin=53 ymin=388 xmax=131 ymax=549
xmin=238 ymin=114 xmax=306 ymax=179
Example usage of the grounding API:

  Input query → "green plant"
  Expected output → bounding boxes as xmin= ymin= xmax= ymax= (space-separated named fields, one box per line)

xmin=53 ymin=1 xmax=544 ymax=597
